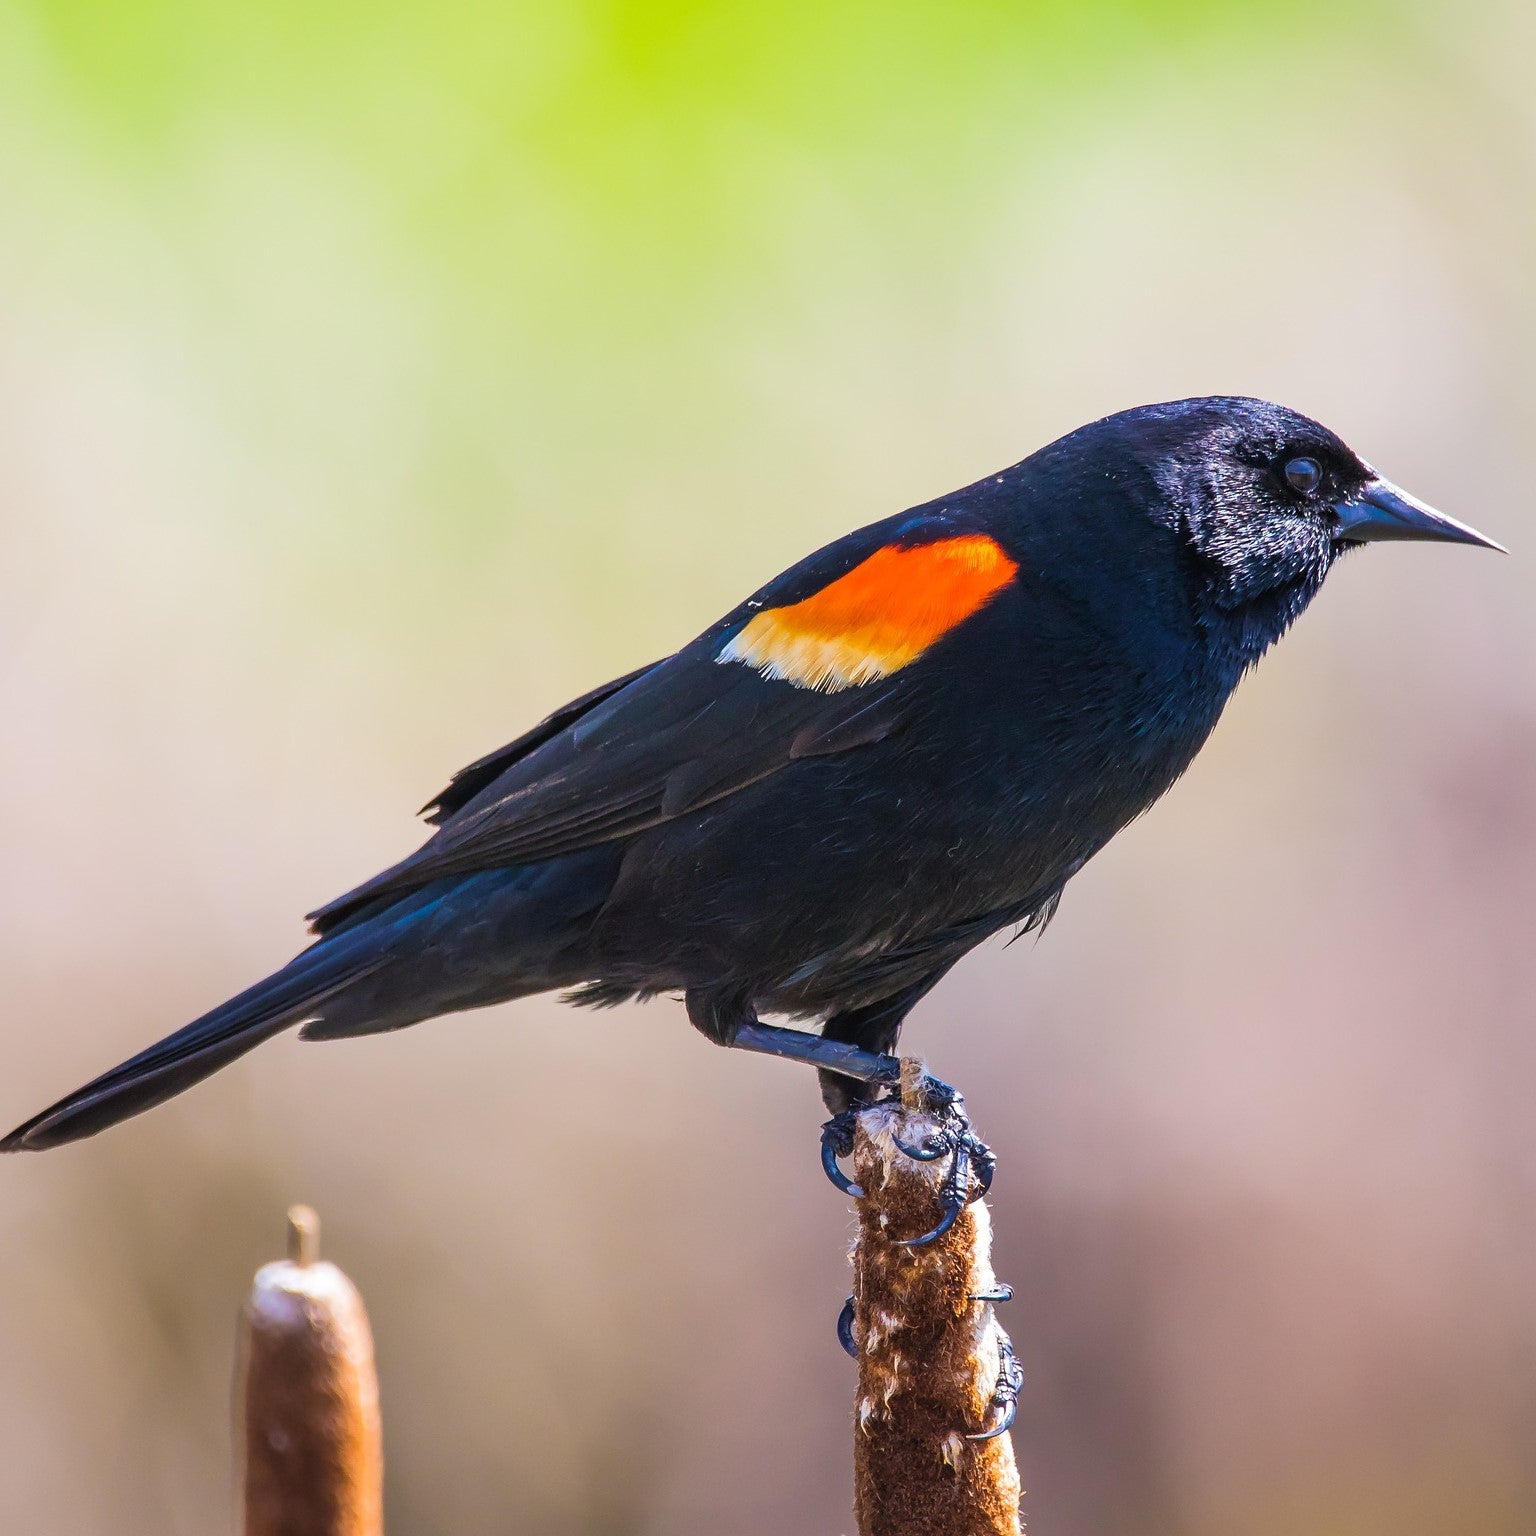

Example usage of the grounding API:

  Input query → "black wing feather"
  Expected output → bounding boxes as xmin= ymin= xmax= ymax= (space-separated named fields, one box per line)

xmin=309 ymin=651 xmax=911 ymax=934
xmin=310 ymin=507 xmax=970 ymax=936
xmin=420 ymin=661 xmax=657 ymax=824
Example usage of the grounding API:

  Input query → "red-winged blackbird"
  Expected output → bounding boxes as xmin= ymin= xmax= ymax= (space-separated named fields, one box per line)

xmin=2 ymin=396 xmax=1503 ymax=1154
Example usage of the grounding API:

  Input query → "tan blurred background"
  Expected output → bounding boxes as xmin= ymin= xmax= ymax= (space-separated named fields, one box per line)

xmin=1 ymin=1 xmax=1533 ymax=1531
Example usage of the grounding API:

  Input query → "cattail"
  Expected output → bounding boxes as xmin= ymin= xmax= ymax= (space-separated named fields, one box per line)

xmin=238 ymin=1206 xmax=384 ymax=1536
xmin=846 ymin=1065 xmax=1022 ymax=1536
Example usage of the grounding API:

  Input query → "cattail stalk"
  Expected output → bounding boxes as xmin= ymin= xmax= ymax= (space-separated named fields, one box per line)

xmin=847 ymin=1065 xmax=1022 ymax=1535
xmin=238 ymin=1206 xmax=384 ymax=1536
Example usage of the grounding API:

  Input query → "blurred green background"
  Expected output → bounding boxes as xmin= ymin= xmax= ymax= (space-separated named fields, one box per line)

xmin=1 ymin=1 xmax=1533 ymax=1531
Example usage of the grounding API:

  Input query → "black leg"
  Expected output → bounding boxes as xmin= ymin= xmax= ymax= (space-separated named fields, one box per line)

xmin=684 ymin=986 xmax=754 ymax=1048
xmin=685 ymin=986 xmax=908 ymax=1085
xmin=685 ymin=992 xmax=904 ymax=1196
xmin=733 ymin=1020 xmax=902 ymax=1084
xmin=682 ymin=982 xmax=991 ymax=1216
xmin=817 ymin=965 xmax=956 ymax=1113
xmin=723 ymin=1019 xmax=910 ymax=1199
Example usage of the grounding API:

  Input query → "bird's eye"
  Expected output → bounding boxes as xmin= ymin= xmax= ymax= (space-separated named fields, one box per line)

xmin=1283 ymin=456 xmax=1323 ymax=496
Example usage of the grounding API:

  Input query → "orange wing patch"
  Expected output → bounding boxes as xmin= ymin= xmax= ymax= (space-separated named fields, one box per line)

xmin=719 ymin=534 xmax=1018 ymax=692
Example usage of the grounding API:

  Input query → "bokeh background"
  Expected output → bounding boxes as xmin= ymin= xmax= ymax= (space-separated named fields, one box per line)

xmin=1 ymin=1 xmax=1533 ymax=1531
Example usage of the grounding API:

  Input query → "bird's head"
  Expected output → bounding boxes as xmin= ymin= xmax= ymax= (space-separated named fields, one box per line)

xmin=1103 ymin=396 xmax=1504 ymax=666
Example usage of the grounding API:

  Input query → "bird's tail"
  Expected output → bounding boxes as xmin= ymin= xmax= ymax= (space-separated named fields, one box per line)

xmin=0 ymin=937 xmax=389 ymax=1154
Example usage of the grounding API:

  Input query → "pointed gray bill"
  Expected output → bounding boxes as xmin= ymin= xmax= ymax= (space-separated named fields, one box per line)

xmin=1333 ymin=479 xmax=1507 ymax=552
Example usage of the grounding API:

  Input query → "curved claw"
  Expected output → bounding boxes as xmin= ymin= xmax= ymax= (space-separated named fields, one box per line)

xmin=967 ymin=1335 xmax=1023 ymax=1440
xmin=821 ymin=1135 xmax=864 ymax=1199
xmin=969 ymin=1141 xmax=997 ymax=1199
xmin=899 ymin=1193 xmax=965 ymax=1248
xmin=967 ymin=1395 xmax=1018 ymax=1442
xmin=893 ymin=1132 xmax=948 ymax=1162
xmin=901 ymin=1136 xmax=975 ymax=1247
xmin=837 ymin=1295 xmax=858 ymax=1359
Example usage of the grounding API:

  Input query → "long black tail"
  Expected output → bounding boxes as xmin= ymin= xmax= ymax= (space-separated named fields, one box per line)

xmin=1 ymin=939 xmax=388 ymax=1153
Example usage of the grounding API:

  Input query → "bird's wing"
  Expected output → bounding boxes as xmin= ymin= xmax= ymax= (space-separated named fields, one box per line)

xmin=307 ymin=516 xmax=1019 ymax=934
xmin=419 ymin=661 xmax=658 ymax=825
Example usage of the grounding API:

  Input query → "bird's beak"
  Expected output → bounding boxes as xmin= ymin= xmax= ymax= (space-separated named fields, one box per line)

xmin=1332 ymin=478 xmax=1507 ymax=552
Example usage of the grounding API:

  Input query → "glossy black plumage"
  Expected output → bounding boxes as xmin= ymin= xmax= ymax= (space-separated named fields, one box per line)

xmin=1 ymin=396 xmax=1501 ymax=1151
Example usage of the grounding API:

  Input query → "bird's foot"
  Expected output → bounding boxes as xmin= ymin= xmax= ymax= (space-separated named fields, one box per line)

xmin=968 ymin=1282 xmax=1014 ymax=1304
xmin=837 ymin=1294 xmax=859 ymax=1358
xmin=889 ymin=1080 xmax=995 ymax=1247
xmin=820 ymin=1106 xmax=866 ymax=1198
xmin=968 ymin=1330 xmax=1024 ymax=1442
xmin=839 ymin=1284 xmax=1013 ymax=1358
xmin=816 ymin=1060 xmax=921 ymax=1197
xmin=819 ymin=1065 xmax=996 ymax=1249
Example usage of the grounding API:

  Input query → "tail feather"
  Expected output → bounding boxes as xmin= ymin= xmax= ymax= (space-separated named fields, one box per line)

xmin=3 ymin=858 xmax=616 ymax=1153
xmin=0 ymin=946 xmax=388 ymax=1153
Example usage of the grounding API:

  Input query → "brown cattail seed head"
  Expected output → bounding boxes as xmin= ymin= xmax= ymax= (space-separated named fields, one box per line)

xmin=240 ymin=1210 xmax=383 ymax=1536
xmin=849 ymin=1088 xmax=1022 ymax=1536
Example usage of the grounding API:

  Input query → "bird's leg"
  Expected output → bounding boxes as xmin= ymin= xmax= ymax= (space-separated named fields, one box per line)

xmin=817 ymin=968 xmax=956 ymax=1113
xmin=685 ymin=994 xmax=902 ymax=1194
xmin=740 ymin=1022 xmax=991 ymax=1231
xmin=685 ymin=993 xmax=904 ymax=1089
xmin=682 ymin=990 xmax=990 ymax=1215
xmin=732 ymin=1019 xmax=903 ymax=1085
xmin=727 ymin=1020 xmax=904 ymax=1199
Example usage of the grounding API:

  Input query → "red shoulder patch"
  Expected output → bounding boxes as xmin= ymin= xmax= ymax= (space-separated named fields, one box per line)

xmin=718 ymin=534 xmax=1017 ymax=691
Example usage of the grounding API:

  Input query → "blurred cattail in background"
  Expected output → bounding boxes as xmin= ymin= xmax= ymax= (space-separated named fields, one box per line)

xmin=239 ymin=1207 xmax=383 ymax=1536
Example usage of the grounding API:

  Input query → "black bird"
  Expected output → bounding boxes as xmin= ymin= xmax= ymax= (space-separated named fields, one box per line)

xmin=1 ymin=397 xmax=1502 ymax=1158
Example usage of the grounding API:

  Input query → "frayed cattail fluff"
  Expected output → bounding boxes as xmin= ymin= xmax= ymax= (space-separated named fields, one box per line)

xmin=847 ymin=1091 xmax=1022 ymax=1536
